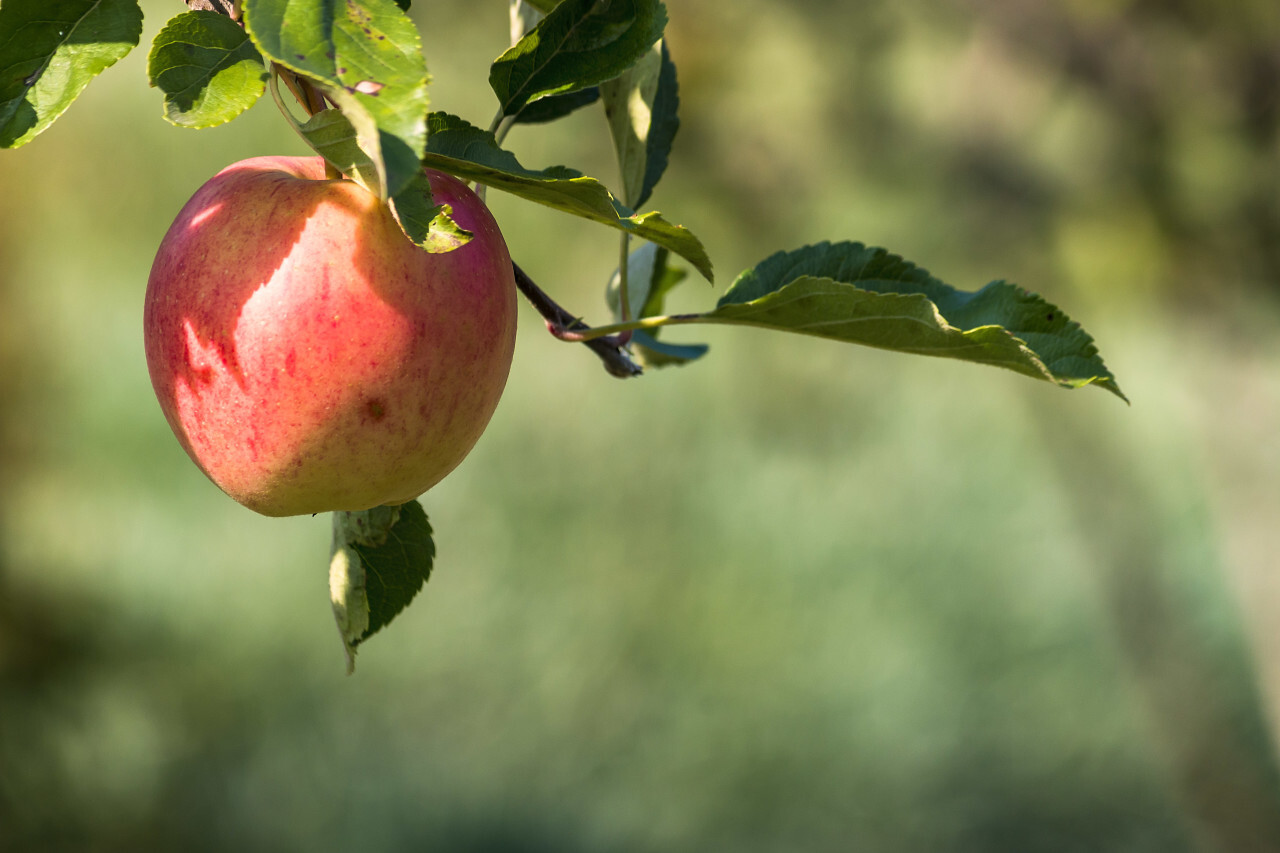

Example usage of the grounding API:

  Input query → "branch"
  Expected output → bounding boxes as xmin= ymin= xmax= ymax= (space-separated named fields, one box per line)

xmin=186 ymin=0 xmax=239 ymax=20
xmin=512 ymin=263 xmax=643 ymax=379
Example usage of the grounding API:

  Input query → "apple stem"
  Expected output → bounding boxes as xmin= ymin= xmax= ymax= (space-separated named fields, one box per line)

xmin=512 ymin=263 xmax=642 ymax=378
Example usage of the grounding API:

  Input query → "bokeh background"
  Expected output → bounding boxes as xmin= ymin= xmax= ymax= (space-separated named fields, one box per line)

xmin=4 ymin=1 xmax=1280 ymax=850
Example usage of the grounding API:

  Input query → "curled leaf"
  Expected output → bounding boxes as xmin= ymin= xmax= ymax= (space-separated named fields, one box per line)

xmin=148 ymin=10 xmax=267 ymax=129
xmin=712 ymin=242 xmax=1125 ymax=399
xmin=330 ymin=502 xmax=435 ymax=673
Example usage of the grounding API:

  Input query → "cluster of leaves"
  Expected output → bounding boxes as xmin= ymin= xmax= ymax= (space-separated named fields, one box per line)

xmin=0 ymin=0 xmax=1125 ymax=670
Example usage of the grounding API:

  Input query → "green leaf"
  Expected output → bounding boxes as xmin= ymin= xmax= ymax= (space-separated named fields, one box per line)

xmin=600 ymin=39 xmax=677 ymax=208
xmin=708 ymin=242 xmax=1125 ymax=399
xmin=513 ymin=85 xmax=599 ymax=124
xmin=422 ymin=112 xmax=712 ymax=281
xmin=630 ymin=329 xmax=708 ymax=367
xmin=148 ymin=10 xmax=267 ymax=129
xmin=0 ymin=0 xmax=143 ymax=148
xmin=242 ymin=0 xmax=429 ymax=198
xmin=490 ymin=0 xmax=667 ymax=117
xmin=643 ymin=41 xmax=678 ymax=205
xmin=607 ymin=242 xmax=706 ymax=367
xmin=293 ymin=106 xmax=383 ymax=192
xmin=606 ymin=241 xmax=676 ymax=318
xmin=520 ymin=0 xmax=563 ymax=11
xmin=639 ymin=246 xmax=689 ymax=318
xmin=389 ymin=170 xmax=473 ymax=253
xmin=330 ymin=502 xmax=435 ymax=674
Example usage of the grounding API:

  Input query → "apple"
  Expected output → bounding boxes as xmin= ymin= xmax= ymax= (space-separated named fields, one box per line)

xmin=144 ymin=156 xmax=517 ymax=517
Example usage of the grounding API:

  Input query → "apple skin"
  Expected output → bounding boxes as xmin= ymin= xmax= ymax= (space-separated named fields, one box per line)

xmin=144 ymin=156 xmax=517 ymax=517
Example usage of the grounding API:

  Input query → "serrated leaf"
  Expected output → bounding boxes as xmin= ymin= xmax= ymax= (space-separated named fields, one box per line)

xmin=707 ymin=242 xmax=1125 ymax=399
xmin=148 ymin=10 xmax=267 ymax=129
xmin=330 ymin=502 xmax=435 ymax=673
xmin=513 ymin=85 xmax=599 ymax=124
xmin=422 ymin=112 xmax=712 ymax=281
xmin=243 ymin=0 xmax=428 ymax=198
xmin=0 ymin=0 xmax=143 ymax=148
xmin=600 ymin=39 xmax=677 ymax=208
xmin=390 ymin=170 xmax=473 ymax=253
xmin=490 ymin=0 xmax=667 ymax=117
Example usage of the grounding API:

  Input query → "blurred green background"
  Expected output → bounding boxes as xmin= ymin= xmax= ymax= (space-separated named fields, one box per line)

xmin=4 ymin=1 xmax=1280 ymax=850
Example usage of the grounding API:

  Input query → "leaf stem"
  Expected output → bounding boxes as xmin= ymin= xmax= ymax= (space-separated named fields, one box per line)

xmin=512 ymin=263 xmax=642 ymax=378
xmin=617 ymin=232 xmax=632 ymax=323
xmin=548 ymin=312 xmax=707 ymax=342
xmin=267 ymin=66 xmax=298 ymax=127
xmin=493 ymin=116 xmax=517 ymax=146
xmin=485 ymin=107 xmax=505 ymax=137
xmin=475 ymin=110 xmax=517 ymax=202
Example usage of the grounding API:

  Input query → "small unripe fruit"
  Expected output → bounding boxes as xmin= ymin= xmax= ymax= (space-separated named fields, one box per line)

xmin=144 ymin=156 xmax=517 ymax=516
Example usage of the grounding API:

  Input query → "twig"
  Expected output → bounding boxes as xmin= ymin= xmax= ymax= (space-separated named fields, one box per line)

xmin=512 ymin=263 xmax=643 ymax=379
xmin=185 ymin=0 xmax=239 ymax=20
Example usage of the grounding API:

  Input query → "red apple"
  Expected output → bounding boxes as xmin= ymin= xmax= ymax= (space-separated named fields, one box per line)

xmin=144 ymin=156 xmax=517 ymax=516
